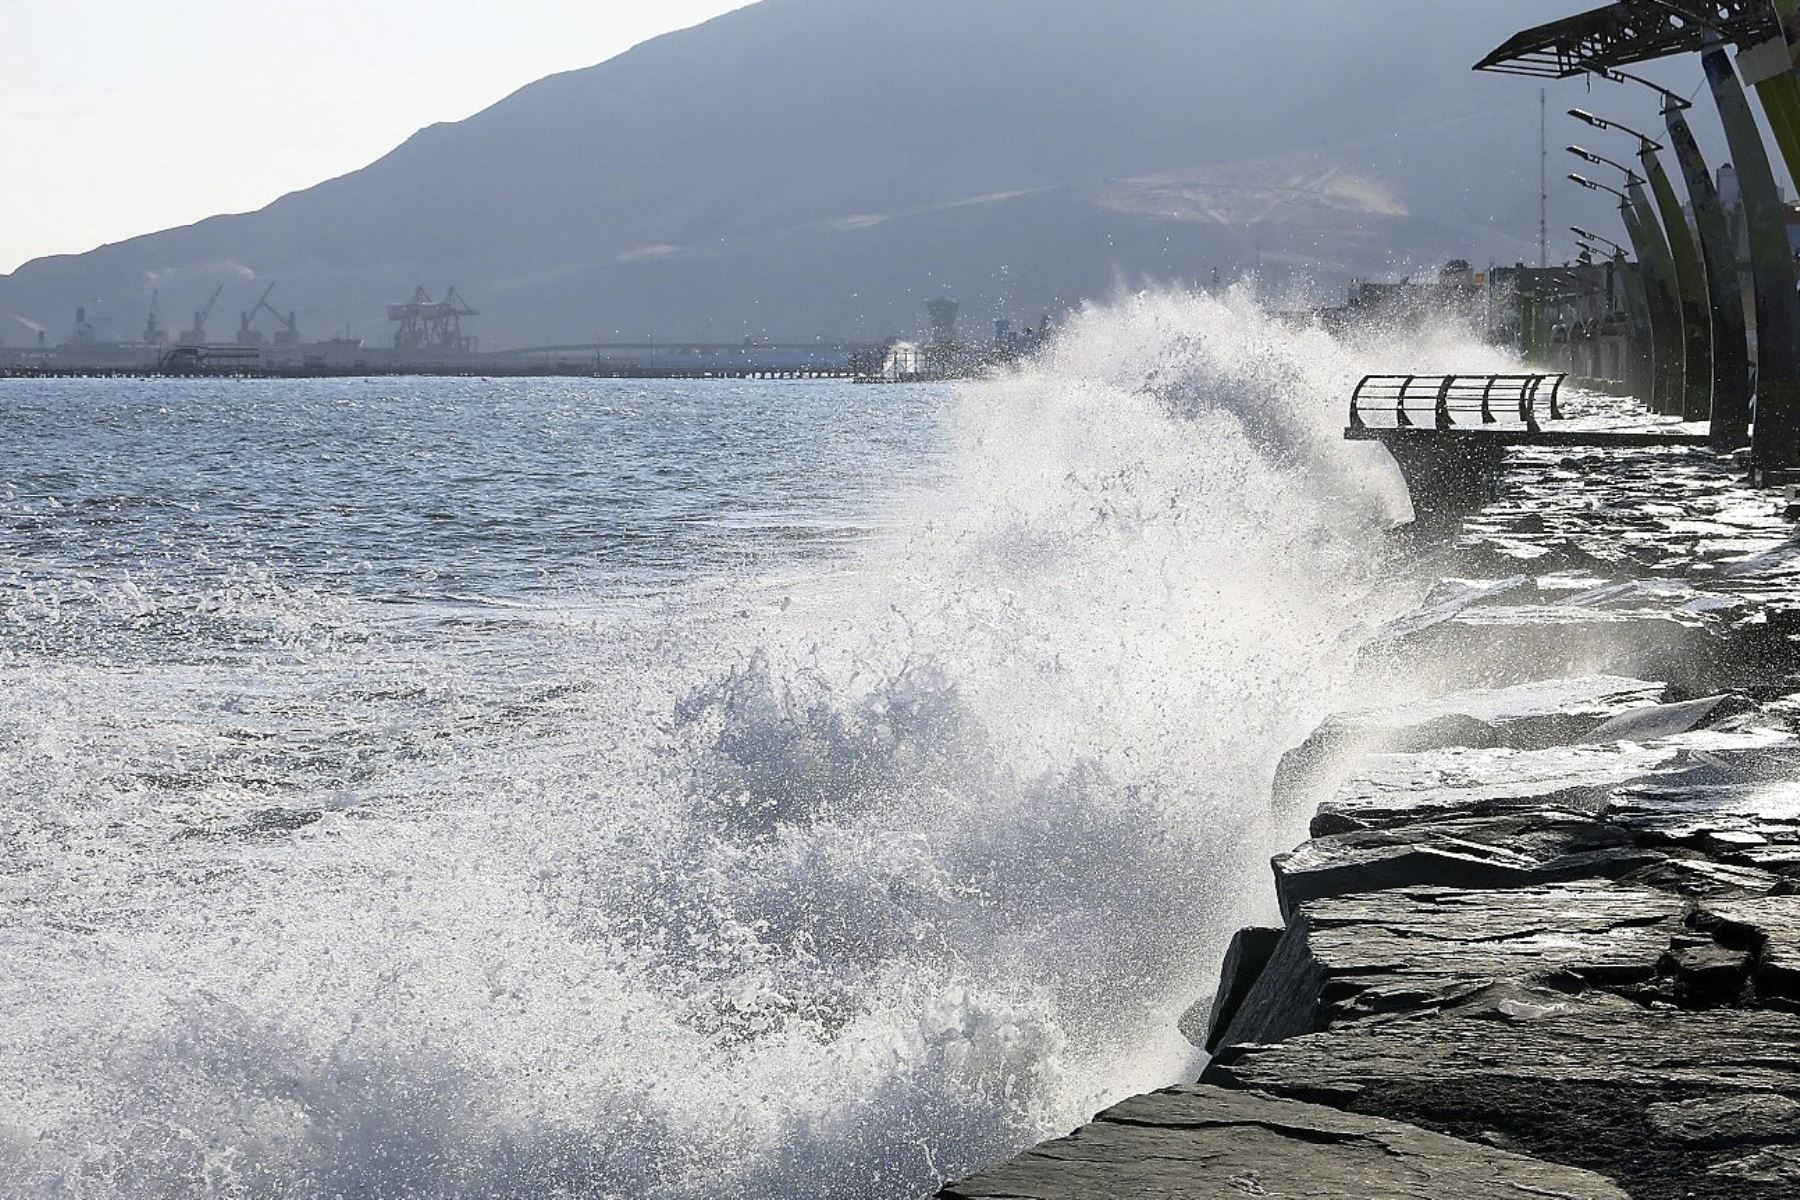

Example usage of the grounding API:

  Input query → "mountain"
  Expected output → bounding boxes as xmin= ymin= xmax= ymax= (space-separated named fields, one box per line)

xmin=1 ymin=0 xmax=1601 ymax=350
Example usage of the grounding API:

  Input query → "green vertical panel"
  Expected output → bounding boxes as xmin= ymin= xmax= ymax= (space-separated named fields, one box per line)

xmin=1666 ymin=102 xmax=1748 ymax=439
xmin=1753 ymin=74 xmax=1800 ymax=186
xmin=1641 ymin=149 xmax=1714 ymax=421
xmin=1709 ymin=42 xmax=1800 ymax=468
xmin=1625 ymin=180 xmax=1685 ymax=415
xmin=1739 ymin=13 xmax=1800 ymax=186
xmin=1520 ymin=286 xmax=1556 ymax=366
xmin=1620 ymin=199 xmax=1681 ymax=413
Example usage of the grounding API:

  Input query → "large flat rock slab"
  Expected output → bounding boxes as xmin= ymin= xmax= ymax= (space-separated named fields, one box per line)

xmin=936 ymin=1084 xmax=1628 ymax=1199
xmin=1610 ymin=778 xmax=1800 ymax=877
xmin=1374 ymin=605 xmax=1771 ymax=695
xmin=1216 ymin=882 xmax=1686 ymax=1049
xmin=1206 ymin=1002 xmax=1800 ymax=1200
xmin=1274 ymin=675 xmax=1669 ymax=815
xmin=1311 ymin=727 xmax=1797 ymax=836
xmin=1364 ymin=538 xmax=1799 ymax=690
xmin=1580 ymin=692 xmax=1745 ymax=741
xmin=1273 ymin=811 xmax=1659 ymax=918
xmin=1365 ymin=568 xmax=1765 ymax=691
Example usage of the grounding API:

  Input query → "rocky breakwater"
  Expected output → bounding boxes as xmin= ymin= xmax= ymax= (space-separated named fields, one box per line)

xmin=940 ymin=426 xmax=1800 ymax=1198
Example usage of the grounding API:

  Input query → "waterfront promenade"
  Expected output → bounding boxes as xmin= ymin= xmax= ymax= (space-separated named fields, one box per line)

xmin=940 ymin=392 xmax=1800 ymax=1199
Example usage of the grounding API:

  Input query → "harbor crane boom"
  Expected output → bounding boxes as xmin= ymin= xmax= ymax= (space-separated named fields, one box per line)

xmin=197 ymin=285 xmax=223 ymax=330
xmin=183 ymin=285 xmax=225 ymax=345
xmin=254 ymin=289 xmax=300 ymax=346
xmin=238 ymin=283 xmax=277 ymax=344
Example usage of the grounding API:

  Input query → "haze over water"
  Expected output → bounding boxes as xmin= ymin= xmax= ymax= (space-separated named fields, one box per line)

xmin=1 ymin=292 xmax=1504 ymax=1197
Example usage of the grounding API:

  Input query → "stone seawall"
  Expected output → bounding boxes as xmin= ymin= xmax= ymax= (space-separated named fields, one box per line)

xmin=939 ymin=424 xmax=1800 ymax=1197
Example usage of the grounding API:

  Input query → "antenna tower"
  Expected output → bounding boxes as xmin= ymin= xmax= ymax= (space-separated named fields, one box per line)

xmin=1539 ymin=88 xmax=1549 ymax=267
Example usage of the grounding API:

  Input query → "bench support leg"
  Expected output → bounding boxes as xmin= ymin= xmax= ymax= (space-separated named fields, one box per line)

xmin=1371 ymin=438 xmax=1508 ymax=534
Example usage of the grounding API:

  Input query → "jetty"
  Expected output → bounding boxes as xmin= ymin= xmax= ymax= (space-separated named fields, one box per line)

xmin=0 ymin=344 xmax=865 ymax=383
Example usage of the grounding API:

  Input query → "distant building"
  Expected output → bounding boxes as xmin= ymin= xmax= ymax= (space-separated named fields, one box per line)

xmin=926 ymin=298 xmax=960 ymax=348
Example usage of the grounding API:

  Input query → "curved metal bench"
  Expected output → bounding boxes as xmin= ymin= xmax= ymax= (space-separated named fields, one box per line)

xmin=1349 ymin=373 xmax=1566 ymax=434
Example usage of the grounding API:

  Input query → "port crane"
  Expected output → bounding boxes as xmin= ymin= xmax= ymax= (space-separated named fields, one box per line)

xmin=388 ymin=286 xmax=478 ymax=354
xmin=237 ymin=283 xmax=277 ymax=345
xmin=143 ymin=290 xmax=166 ymax=346
xmin=181 ymin=285 xmax=224 ymax=346
xmin=232 ymin=282 xmax=302 ymax=347
xmin=257 ymin=293 xmax=300 ymax=347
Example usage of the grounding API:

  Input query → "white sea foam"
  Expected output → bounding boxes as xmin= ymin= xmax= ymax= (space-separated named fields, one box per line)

xmin=0 ymin=288 xmax=1507 ymax=1198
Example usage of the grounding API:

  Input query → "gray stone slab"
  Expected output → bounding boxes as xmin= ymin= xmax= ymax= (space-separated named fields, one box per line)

xmin=1718 ymin=538 xmax=1800 ymax=580
xmin=1376 ymin=575 xmax=1529 ymax=642
xmin=1697 ymin=895 xmax=1800 ymax=1003
xmin=1215 ymin=882 xmax=1685 ymax=1051
xmin=1371 ymin=607 xmax=1752 ymax=694
xmin=1608 ymin=776 xmax=1800 ymax=872
xmin=1274 ymin=676 xmax=1668 ymax=815
xmin=1178 ymin=925 xmax=1282 ymax=1053
xmin=1621 ymin=855 xmax=1790 ymax=898
xmin=1361 ymin=535 xmax=1800 ymax=690
xmin=1706 ymin=1146 xmax=1800 ymax=1188
xmin=1408 ymin=675 xmax=1672 ymax=728
xmin=1311 ymin=727 xmax=1796 ymax=837
xmin=1273 ymin=813 xmax=1661 ymax=919
xmin=936 ymin=1084 xmax=1629 ymax=1200
xmin=1560 ymin=578 xmax=1753 ymax=618
xmin=1581 ymin=693 xmax=1742 ymax=743
xmin=1205 ymin=1003 xmax=1800 ymax=1200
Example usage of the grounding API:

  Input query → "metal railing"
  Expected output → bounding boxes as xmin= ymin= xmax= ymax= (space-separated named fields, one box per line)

xmin=1349 ymin=373 xmax=1567 ymax=433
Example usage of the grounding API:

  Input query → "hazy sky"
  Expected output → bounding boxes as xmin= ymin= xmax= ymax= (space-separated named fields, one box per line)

xmin=0 ymin=1 xmax=754 ymax=274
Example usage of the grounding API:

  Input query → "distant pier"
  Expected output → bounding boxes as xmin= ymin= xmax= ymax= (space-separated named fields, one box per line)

xmin=0 ymin=362 xmax=862 ymax=382
xmin=0 ymin=340 xmax=878 ymax=382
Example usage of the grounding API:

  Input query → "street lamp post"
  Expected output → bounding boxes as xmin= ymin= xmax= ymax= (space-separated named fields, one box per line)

xmin=1571 ymin=226 xmax=1625 ymax=258
xmin=1598 ymin=71 xmax=1749 ymax=439
xmin=1570 ymin=164 xmax=1684 ymax=412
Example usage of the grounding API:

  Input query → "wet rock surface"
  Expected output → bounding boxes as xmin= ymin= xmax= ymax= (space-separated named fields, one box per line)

xmin=1181 ymin=925 xmax=1283 ymax=1054
xmin=937 ymin=400 xmax=1800 ymax=1199
xmin=937 ymin=1085 xmax=1630 ymax=1199
xmin=1310 ymin=726 xmax=1797 ymax=836
xmin=1272 ymin=674 xmax=1669 ymax=817
xmin=1206 ymin=1004 xmax=1800 ymax=1199
xmin=1273 ymin=811 xmax=1660 ymax=917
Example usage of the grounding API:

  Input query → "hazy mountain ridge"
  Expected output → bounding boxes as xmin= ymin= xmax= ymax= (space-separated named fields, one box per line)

xmin=1 ymin=0 xmax=1580 ymax=349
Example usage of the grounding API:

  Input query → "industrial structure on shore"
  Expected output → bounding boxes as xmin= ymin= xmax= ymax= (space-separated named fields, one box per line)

xmin=1 ymin=286 xmax=1055 ymax=381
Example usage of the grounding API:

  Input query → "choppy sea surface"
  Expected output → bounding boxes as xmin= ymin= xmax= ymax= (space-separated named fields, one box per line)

xmin=0 ymin=292 xmax=1508 ymax=1199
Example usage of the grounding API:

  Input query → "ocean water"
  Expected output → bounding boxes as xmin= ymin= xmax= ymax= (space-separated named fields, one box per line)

xmin=0 ymin=291 xmax=1507 ymax=1199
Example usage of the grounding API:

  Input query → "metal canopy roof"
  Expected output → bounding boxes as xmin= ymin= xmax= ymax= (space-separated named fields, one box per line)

xmin=1474 ymin=2 xmax=1778 ymax=77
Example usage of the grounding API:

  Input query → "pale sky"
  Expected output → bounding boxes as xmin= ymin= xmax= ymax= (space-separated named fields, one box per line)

xmin=0 ymin=1 xmax=755 ymax=274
